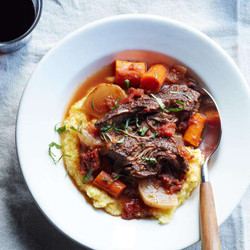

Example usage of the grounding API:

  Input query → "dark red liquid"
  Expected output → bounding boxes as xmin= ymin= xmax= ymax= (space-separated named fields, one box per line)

xmin=0 ymin=0 xmax=35 ymax=42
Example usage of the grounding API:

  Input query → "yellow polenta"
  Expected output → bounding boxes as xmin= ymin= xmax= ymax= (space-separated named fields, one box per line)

xmin=61 ymin=97 xmax=204 ymax=224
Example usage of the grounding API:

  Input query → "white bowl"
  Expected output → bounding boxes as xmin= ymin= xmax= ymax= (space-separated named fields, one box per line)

xmin=16 ymin=15 xmax=250 ymax=250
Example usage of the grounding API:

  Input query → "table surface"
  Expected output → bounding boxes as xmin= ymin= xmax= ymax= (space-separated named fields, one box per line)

xmin=0 ymin=0 xmax=249 ymax=249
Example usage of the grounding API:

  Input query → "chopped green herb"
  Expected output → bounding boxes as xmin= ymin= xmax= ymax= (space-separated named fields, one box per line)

xmin=49 ymin=141 xmax=62 ymax=149
xmin=124 ymin=118 xmax=131 ymax=131
xmin=141 ymin=156 xmax=157 ymax=165
xmin=100 ymin=133 xmax=107 ymax=141
xmin=169 ymin=100 xmax=185 ymax=112
xmin=70 ymin=120 xmax=83 ymax=134
xmin=105 ymin=132 xmax=113 ymax=141
xmin=82 ymin=169 xmax=94 ymax=184
xmin=150 ymin=94 xmax=167 ymax=112
xmin=65 ymin=166 xmax=69 ymax=177
xmin=111 ymin=97 xmax=120 ymax=110
xmin=116 ymin=137 xmax=125 ymax=144
xmin=48 ymin=142 xmax=71 ymax=164
xmin=169 ymin=91 xmax=193 ymax=100
xmin=102 ymin=174 xmax=122 ymax=185
xmin=113 ymin=174 xmax=122 ymax=181
xmin=102 ymin=177 xmax=111 ymax=184
xmin=151 ymin=131 xmax=159 ymax=139
xmin=125 ymin=79 xmax=130 ymax=90
xmin=140 ymin=126 xmax=148 ymax=136
xmin=155 ymin=72 xmax=158 ymax=79
xmin=54 ymin=123 xmax=67 ymax=133
xmin=100 ymin=124 xmax=112 ymax=132
xmin=91 ymin=99 xmax=95 ymax=110
xmin=135 ymin=117 xmax=140 ymax=129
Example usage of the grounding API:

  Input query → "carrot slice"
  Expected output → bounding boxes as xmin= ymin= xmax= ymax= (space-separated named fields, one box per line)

xmin=115 ymin=60 xmax=146 ymax=87
xmin=93 ymin=171 xmax=126 ymax=198
xmin=140 ymin=64 xmax=168 ymax=93
xmin=183 ymin=113 xmax=207 ymax=147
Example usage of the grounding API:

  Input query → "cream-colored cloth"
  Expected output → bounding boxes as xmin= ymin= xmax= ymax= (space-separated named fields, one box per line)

xmin=0 ymin=0 xmax=249 ymax=249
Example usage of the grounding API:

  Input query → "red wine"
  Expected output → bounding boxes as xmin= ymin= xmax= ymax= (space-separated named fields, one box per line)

xmin=0 ymin=0 xmax=35 ymax=42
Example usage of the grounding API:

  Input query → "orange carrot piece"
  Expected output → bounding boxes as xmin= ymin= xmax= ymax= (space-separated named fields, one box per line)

xmin=93 ymin=171 xmax=126 ymax=198
xmin=115 ymin=60 xmax=146 ymax=87
xmin=140 ymin=64 xmax=168 ymax=93
xmin=183 ymin=113 xmax=207 ymax=147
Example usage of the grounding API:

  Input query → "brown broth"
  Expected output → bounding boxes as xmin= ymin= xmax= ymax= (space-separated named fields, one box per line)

xmin=65 ymin=64 xmax=115 ymax=117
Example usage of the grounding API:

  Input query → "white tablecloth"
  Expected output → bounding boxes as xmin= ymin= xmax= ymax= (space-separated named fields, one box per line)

xmin=0 ymin=0 xmax=249 ymax=249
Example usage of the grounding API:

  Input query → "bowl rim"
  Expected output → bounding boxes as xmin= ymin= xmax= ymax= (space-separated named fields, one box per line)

xmin=16 ymin=14 xmax=250 ymax=249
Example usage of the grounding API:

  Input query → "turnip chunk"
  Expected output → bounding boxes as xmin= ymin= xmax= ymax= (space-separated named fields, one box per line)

xmin=82 ymin=83 xmax=127 ymax=118
xmin=139 ymin=178 xmax=178 ymax=209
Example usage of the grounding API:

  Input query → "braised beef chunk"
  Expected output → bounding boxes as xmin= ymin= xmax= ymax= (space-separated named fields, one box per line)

xmin=95 ymin=84 xmax=200 ymax=130
xmin=94 ymin=82 xmax=201 ymax=186
xmin=108 ymin=136 xmax=188 ymax=178
xmin=155 ymin=84 xmax=201 ymax=112
xmin=95 ymin=97 xmax=159 ymax=130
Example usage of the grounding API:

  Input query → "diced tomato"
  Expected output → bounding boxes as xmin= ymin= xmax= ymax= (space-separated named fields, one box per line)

xmin=157 ymin=123 xmax=176 ymax=137
xmin=80 ymin=148 xmax=100 ymax=175
xmin=121 ymin=198 xmax=152 ymax=220
xmin=123 ymin=88 xmax=146 ymax=104
xmin=177 ymin=145 xmax=192 ymax=161
xmin=160 ymin=174 xmax=185 ymax=194
xmin=85 ymin=123 xmax=100 ymax=137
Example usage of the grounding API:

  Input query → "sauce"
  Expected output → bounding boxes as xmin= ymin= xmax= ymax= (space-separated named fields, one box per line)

xmin=65 ymin=64 xmax=114 ymax=116
xmin=0 ymin=0 xmax=35 ymax=42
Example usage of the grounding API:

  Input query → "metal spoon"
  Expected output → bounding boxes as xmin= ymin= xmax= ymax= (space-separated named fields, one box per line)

xmin=196 ymin=87 xmax=222 ymax=250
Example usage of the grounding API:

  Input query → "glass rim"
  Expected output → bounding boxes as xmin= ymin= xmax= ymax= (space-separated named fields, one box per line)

xmin=0 ymin=0 xmax=43 ymax=46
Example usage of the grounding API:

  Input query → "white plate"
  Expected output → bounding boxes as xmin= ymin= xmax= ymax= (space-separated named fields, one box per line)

xmin=16 ymin=15 xmax=250 ymax=250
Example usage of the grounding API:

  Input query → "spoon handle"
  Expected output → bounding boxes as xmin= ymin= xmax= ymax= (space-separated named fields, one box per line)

xmin=200 ymin=182 xmax=221 ymax=250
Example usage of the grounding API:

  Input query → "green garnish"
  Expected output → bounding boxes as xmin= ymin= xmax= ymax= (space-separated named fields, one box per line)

xmin=91 ymin=99 xmax=95 ymax=110
xmin=49 ymin=142 xmax=61 ymax=149
xmin=70 ymin=120 xmax=83 ymax=134
xmin=102 ymin=178 xmax=111 ymax=184
xmin=48 ymin=142 xmax=71 ymax=164
xmin=54 ymin=123 xmax=67 ymax=133
xmin=100 ymin=124 xmax=113 ymax=132
xmin=169 ymin=100 xmax=185 ymax=112
xmin=82 ymin=169 xmax=94 ymax=184
xmin=102 ymin=174 xmax=122 ymax=185
xmin=105 ymin=132 xmax=113 ymax=141
xmin=65 ymin=166 xmax=69 ymax=177
xmin=125 ymin=79 xmax=130 ymax=90
xmin=151 ymin=131 xmax=159 ymax=139
xmin=135 ymin=117 xmax=140 ymax=129
xmin=100 ymin=132 xmax=112 ymax=141
xmin=169 ymin=91 xmax=193 ymax=101
xmin=111 ymin=97 xmax=120 ymax=110
xmin=155 ymin=72 xmax=158 ymax=79
xmin=116 ymin=137 xmax=125 ymax=144
xmin=151 ymin=94 xmax=185 ymax=113
xmin=150 ymin=94 xmax=167 ymax=112
xmin=141 ymin=156 xmax=157 ymax=165
xmin=113 ymin=174 xmax=122 ymax=181
xmin=135 ymin=118 xmax=148 ymax=136
xmin=100 ymin=133 xmax=107 ymax=141
xmin=140 ymin=126 xmax=148 ymax=136
xmin=124 ymin=118 xmax=131 ymax=131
